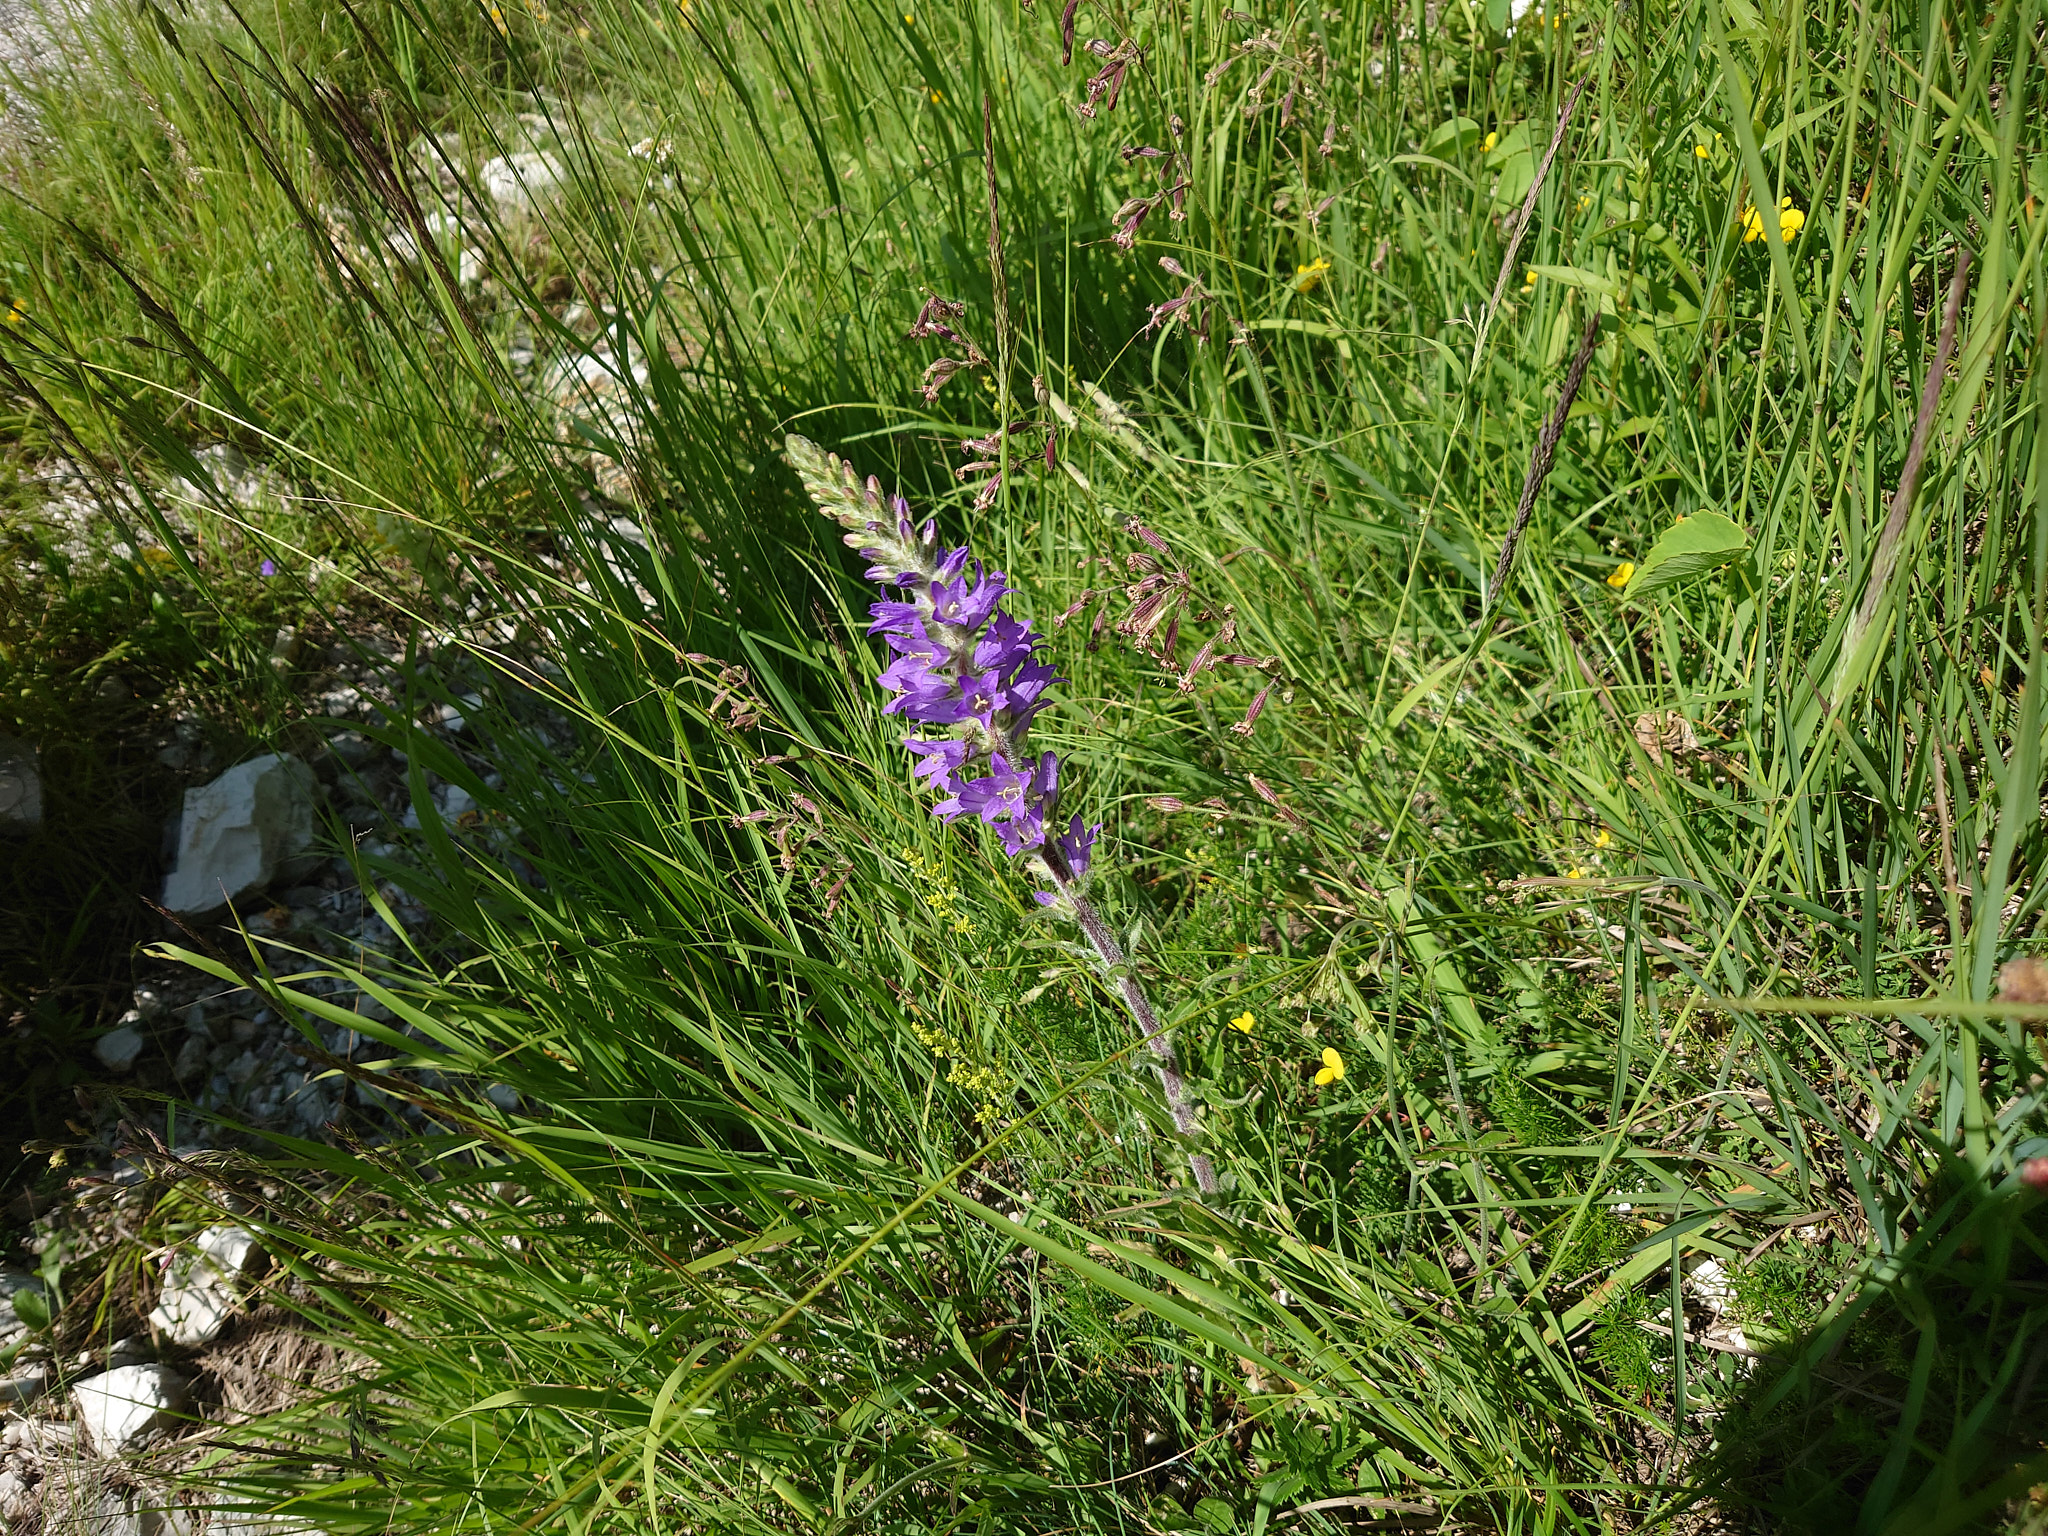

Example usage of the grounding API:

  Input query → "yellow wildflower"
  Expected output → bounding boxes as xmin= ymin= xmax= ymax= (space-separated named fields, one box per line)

xmin=1229 ymin=1011 xmax=1256 ymax=1034
xmin=1295 ymin=256 xmax=1331 ymax=292
xmin=1313 ymin=1047 xmax=1345 ymax=1086
xmin=1593 ymin=828 xmax=1613 ymax=849
xmin=1522 ymin=268 xmax=1537 ymax=290
xmin=488 ymin=2 xmax=508 ymax=35
xmin=930 ymin=88 xmax=943 ymax=104
xmin=4 ymin=300 xmax=23 ymax=326
xmin=1482 ymin=130 xmax=1499 ymax=153
xmin=1565 ymin=866 xmax=1587 ymax=880
xmin=1606 ymin=560 xmax=1635 ymax=588
xmin=1740 ymin=199 xmax=1805 ymax=244
xmin=904 ymin=10 xmax=913 ymax=21
xmin=1694 ymin=144 xmax=1711 ymax=160
xmin=1578 ymin=192 xmax=1593 ymax=212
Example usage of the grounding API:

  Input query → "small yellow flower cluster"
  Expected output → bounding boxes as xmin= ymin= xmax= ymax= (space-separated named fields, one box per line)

xmin=1521 ymin=268 xmax=1537 ymax=293
xmin=947 ymin=1057 xmax=1008 ymax=1106
xmin=1741 ymin=196 xmax=1805 ymax=244
xmin=901 ymin=847 xmax=975 ymax=936
xmin=1295 ymin=256 xmax=1331 ymax=293
xmin=911 ymin=1019 xmax=1009 ymax=1123
xmin=1228 ymin=1010 xmax=1255 ymax=1034
xmin=1313 ymin=1047 xmax=1345 ymax=1085
xmin=4 ymin=300 xmax=24 ymax=327
xmin=1560 ymin=826 xmax=1618 ymax=881
xmin=487 ymin=2 xmax=508 ymax=36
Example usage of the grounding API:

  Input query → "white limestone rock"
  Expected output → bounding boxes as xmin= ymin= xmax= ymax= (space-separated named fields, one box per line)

xmin=478 ymin=150 xmax=563 ymax=218
xmin=206 ymin=1498 xmax=326 ymax=1536
xmin=172 ymin=1035 xmax=210 ymax=1082
xmin=161 ymin=755 xmax=320 ymax=915
xmin=73 ymin=1364 xmax=187 ymax=1455
xmin=149 ymin=1226 xmax=261 ymax=1347
xmin=0 ymin=1468 xmax=30 ymax=1525
xmin=95 ymin=1026 xmax=147 ymax=1073
xmin=0 ymin=1356 xmax=51 ymax=1404
xmin=1686 ymin=1256 xmax=1737 ymax=1315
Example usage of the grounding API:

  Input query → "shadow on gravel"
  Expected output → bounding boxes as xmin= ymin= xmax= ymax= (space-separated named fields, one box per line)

xmin=0 ymin=721 xmax=178 ymax=1199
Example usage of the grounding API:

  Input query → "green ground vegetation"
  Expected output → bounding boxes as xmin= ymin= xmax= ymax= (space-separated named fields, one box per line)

xmin=3 ymin=0 xmax=2048 ymax=1528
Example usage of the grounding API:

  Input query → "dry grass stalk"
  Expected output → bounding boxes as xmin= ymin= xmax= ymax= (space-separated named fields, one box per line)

xmin=1484 ymin=305 xmax=1603 ymax=611
xmin=1471 ymin=72 xmax=1593 ymax=369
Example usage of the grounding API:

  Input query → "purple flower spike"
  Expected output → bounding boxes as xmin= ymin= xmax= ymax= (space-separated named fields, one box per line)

xmin=787 ymin=436 xmax=1078 ymax=887
xmin=1057 ymin=814 xmax=1101 ymax=877
xmin=875 ymin=649 xmax=945 ymax=698
xmin=929 ymin=563 xmax=1012 ymax=630
xmin=954 ymin=753 xmax=1032 ymax=825
xmin=904 ymin=736 xmax=970 ymax=790
xmin=785 ymin=433 xmax=1221 ymax=1197
xmin=974 ymin=610 xmax=1036 ymax=672
xmin=996 ymin=810 xmax=1047 ymax=856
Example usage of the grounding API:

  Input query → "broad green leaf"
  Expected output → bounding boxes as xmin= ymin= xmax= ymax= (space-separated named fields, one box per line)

xmin=1247 ymin=317 xmax=1353 ymax=358
xmin=1485 ymin=122 xmax=1532 ymax=166
xmin=1422 ymin=117 xmax=1481 ymax=157
xmin=1625 ymin=512 xmax=1750 ymax=602
xmin=1531 ymin=264 xmax=1624 ymax=300
xmin=9 ymin=1287 xmax=49 ymax=1334
xmin=1488 ymin=123 xmax=1535 ymax=206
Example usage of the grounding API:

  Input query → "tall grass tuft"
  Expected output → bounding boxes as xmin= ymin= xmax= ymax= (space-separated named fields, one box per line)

xmin=4 ymin=0 xmax=2046 ymax=1527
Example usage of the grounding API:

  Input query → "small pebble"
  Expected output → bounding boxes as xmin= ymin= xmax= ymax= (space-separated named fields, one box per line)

xmin=95 ymin=1027 xmax=147 ymax=1074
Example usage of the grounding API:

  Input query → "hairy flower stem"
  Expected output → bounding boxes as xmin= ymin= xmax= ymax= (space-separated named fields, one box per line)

xmin=1039 ymin=846 xmax=1219 ymax=1196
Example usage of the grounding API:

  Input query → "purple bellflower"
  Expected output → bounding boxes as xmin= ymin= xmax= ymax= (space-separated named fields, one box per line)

xmin=784 ymin=435 xmax=1215 ymax=1194
xmin=783 ymin=434 xmax=1098 ymax=905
